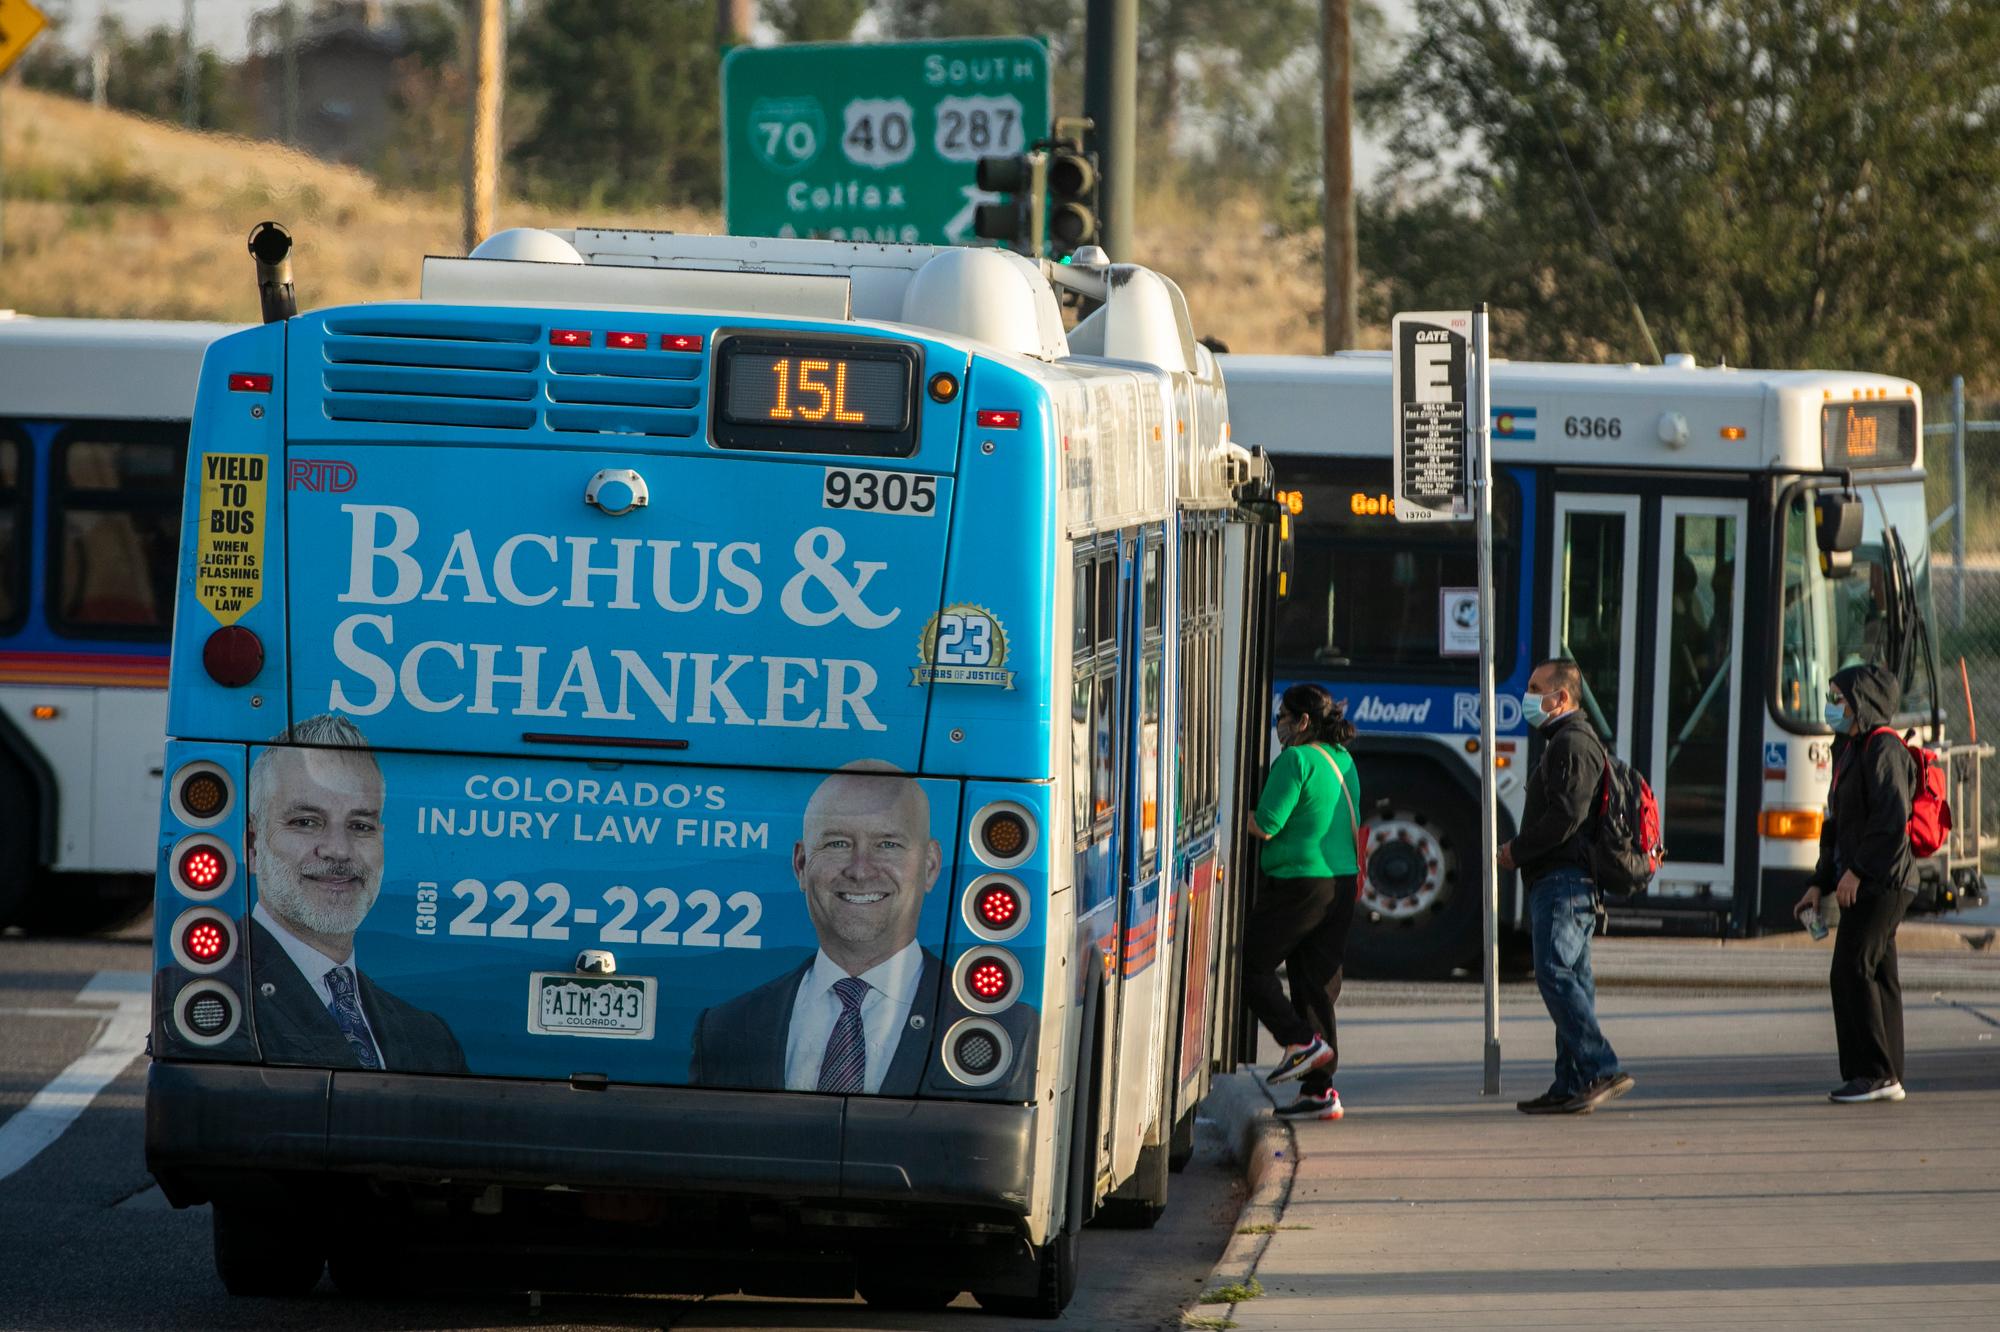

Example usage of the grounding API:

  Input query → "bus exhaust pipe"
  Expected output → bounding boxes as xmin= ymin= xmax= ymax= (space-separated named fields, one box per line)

xmin=248 ymin=222 xmax=297 ymax=324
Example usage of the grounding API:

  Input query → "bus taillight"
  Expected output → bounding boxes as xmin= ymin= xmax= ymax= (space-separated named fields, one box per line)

xmin=170 ymin=836 xmax=236 ymax=897
xmin=942 ymin=1017 xmax=1014 ymax=1087
xmin=171 ymin=907 xmax=237 ymax=973
xmin=202 ymin=626 xmax=264 ymax=687
xmin=174 ymin=980 xmax=242 ymax=1046
xmin=965 ymin=875 xmax=1030 ymax=943
xmin=170 ymin=763 xmax=234 ymax=826
xmin=954 ymin=947 xmax=1020 ymax=1014
xmin=971 ymin=802 xmax=1038 ymax=869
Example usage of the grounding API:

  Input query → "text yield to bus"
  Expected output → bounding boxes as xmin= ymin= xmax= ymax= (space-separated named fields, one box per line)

xmin=1224 ymin=351 xmax=1987 ymax=979
xmin=0 ymin=315 xmax=241 ymax=933
xmin=145 ymin=229 xmax=1281 ymax=1316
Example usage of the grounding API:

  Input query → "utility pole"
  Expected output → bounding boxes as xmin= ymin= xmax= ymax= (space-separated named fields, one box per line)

xmin=463 ymin=0 xmax=503 ymax=253
xmin=1321 ymin=0 xmax=1357 ymax=351
xmin=716 ymin=0 xmax=754 ymax=47
xmin=280 ymin=0 xmax=299 ymax=147
xmin=181 ymin=0 xmax=198 ymax=128
xmin=1082 ymin=0 xmax=1136 ymax=260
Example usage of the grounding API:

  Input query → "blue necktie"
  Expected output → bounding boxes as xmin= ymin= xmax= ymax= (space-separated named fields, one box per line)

xmin=325 ymin=965 xmax=382 ymax=1070
xmin=815 ymin=976 xmax=870 ymax=1093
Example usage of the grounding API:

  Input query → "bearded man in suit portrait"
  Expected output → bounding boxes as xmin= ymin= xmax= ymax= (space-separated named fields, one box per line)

xmin=691 ymin=762 xmax=956 ymax=1095
xmin=246 ymin=713 xmax=466 ymax=1075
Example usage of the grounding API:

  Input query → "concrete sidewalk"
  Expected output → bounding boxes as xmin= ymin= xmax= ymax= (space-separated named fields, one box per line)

xmin=1199 ymin=980 xmax=2000 ymax=1330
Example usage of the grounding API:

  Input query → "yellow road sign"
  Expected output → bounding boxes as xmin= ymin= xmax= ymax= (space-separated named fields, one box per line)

xmin=0 ymin=0 xmax=48 ymax=80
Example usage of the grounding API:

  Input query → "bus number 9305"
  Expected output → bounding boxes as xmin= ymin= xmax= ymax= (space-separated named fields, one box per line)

xmin=823 ymin=466 xmax=937 ymax=515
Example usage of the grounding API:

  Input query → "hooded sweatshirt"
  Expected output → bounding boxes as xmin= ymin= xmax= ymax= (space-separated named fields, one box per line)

xmin=1810 ymin=662 xmax=1920 ymax=896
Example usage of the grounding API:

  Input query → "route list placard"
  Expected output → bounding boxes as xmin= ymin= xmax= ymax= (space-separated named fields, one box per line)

xmin=1391 ymin=311 xmax=1472 ymax=523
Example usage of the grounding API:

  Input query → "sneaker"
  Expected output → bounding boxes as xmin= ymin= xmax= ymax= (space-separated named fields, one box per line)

xmin=1515 ymin=1089 xmax=1570 ymax=1114
xmin=1829 ymin=1077 xmax=1907 ymax=1104
xmin=1266 ymin=1036 xmax=1335 ymax=1085
xmin=1563 ymin=1072 xmax=1637 ymax=1114
xmin=1277 ymin=1089 xmax=1344 ymax=1121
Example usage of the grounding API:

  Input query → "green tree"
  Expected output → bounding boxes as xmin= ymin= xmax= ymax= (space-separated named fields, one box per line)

xmin=18 ymin=14 xmax=242 ymax=130
xmin=1360 ymin=0 xmax=2000 ymax=384
xmin=508 ymin=0 xmax=722 ymax=207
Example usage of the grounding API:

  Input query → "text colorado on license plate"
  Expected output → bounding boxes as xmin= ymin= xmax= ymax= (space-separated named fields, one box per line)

xmin=527 ymin=973 xmax=656 ymax=1039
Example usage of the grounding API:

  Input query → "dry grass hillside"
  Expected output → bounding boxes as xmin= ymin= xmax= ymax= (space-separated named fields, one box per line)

xmin=0 ymin=86 xmax=1327 ymax=351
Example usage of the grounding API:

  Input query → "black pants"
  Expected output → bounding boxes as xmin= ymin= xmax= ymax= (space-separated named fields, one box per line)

xmin=1830 ymin=888 xmax=1910 ymax=1085
xmin=1242 ymin=873 xmax=1358 ymax=1094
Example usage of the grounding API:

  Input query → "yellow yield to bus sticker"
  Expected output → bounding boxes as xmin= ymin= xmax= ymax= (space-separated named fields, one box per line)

xmin=195 ymin=453 xmax=267 ymax=626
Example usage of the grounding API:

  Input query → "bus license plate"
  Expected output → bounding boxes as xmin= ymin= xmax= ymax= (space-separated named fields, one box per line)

xmin=527 ymin=973 xmax=656 ymax=1039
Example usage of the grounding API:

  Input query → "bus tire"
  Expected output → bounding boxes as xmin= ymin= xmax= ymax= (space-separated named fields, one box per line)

xmin=1346 ymin=764 xmax=1481 ymax=980
xmin=1166 ymin=1105 xmax=1197 ymax=1173
xmin=212 ymin=1202 xmax=326 ymax=1298
xmin=15 ymin=872 xmax=152 ymax=936
xmin=0 ymin=757 xmax=37 ymax=927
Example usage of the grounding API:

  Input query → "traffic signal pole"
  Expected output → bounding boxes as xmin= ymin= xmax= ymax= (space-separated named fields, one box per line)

xmin=1083 ymin=0 xmax=1136 ymax=260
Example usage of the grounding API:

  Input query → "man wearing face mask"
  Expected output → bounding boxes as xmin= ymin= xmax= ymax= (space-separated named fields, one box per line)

xmin=1795 ymin=663 xmax=1919 ymax=1104
xmin=1497 ymin=658 xmax=1634 ymax=1114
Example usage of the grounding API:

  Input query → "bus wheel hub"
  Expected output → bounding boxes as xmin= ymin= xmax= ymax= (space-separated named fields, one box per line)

xmin=1361 ymin=815 xmax=1448 ymax=921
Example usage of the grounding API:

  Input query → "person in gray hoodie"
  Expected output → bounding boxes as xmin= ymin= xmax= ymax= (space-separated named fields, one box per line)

xmin=1796 ymin=662 xmax=1920 ymax=1104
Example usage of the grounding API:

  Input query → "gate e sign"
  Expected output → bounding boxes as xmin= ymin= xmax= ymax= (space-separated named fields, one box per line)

xmin=1392 ymin=311 xmax=1473 ymax=523
xmin=722 ymin=38 xmax=1051 ymax=246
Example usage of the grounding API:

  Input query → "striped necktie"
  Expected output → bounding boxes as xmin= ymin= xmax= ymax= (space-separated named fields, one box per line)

xmin=815 ymin=976 xmax=870 ymax=1093
xmin=324 ymin=965 xmax=383 ymax=1070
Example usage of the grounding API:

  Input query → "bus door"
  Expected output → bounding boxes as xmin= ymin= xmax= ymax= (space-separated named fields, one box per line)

xmin=1549 ymin=487 xmax=1747 ymax=898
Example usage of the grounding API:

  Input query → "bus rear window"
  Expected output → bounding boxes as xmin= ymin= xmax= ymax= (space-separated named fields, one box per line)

xmin=1273 ymin=458 xmax=1519 ymax=680
xmin=50 ymin=426 xmax=187 ymax=639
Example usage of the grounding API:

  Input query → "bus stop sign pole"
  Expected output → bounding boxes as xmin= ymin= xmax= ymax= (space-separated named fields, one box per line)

xmin=1391 ymin=307 xmax=1499 ymax=1095
xmin=1471 ymin=304 xmax=1501 ymax=1096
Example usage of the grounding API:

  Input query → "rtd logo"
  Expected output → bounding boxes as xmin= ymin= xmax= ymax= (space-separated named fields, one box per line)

xmin=288 ymin=459 xmax=358 ymax=493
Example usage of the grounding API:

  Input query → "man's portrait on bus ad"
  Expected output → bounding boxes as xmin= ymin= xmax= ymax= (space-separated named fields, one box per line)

xmin=692 ymin=761 xmax=1037 ymax=1098
xmin=243 ymin=714 xmax=466 ymax=1074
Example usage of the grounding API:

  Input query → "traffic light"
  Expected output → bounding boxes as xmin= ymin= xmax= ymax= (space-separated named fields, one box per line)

xmin=1046 ymin=145 xmax=1099 ymax=257
xmin=973 ymin=153 xmax=1047 ymax=256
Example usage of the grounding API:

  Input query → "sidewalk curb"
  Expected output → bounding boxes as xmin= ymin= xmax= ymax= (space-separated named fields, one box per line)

xmin=1189 ymin=1070 xmax=1295 ymax=1319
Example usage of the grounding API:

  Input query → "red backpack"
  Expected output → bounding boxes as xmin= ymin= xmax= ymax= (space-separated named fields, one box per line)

xmin=1838 ymin=727 xmax=1952 ymax=859
xmin=1590 ymin=753 xmax=1665 ymax=896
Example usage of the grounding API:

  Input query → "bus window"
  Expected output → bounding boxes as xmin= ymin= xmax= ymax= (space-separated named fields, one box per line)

xmin=0 ymin=432 xmax=25 ymax=632
xmin=1140 ymin=533 xmax=1164 ymax=872
xmin=1660 ymin=509 xmax=1741 ymax=867
xmin=50 ymin=427 xmax=186 ymax=638
xmin=1557 ymin=508 xmax=1632 ymax=746
xmin=1777 ymin=482 xmax=1934 ymax=724
xmin=1273 ymin=458 xmax=1519 ymax=680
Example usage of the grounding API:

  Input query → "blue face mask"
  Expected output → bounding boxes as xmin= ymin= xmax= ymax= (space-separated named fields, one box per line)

xmin=1522 ymin=692 xmax=1548 ymax=728
xmin=1825 ymin=702 xmax=1848 ymax=729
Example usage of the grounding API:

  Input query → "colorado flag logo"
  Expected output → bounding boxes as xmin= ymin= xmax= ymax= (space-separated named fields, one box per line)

xmin=1492 ymin=406 xmax=1537 ymax=440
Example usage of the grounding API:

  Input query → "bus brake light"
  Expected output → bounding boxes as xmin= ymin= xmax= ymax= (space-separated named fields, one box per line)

xmin=662 ymin=334 xmax=704 ymax=352
xmin=183 ymin=918 xmax=229 ymax=963
xmin=606 ymin=331 xmax=648 ymax=350
xmin=549 ymin=329 xmax=592 ymax=347
xmin=227 ymin=373 xmax=272 ymax=393
xmin=968 ymin=959 xmax=1012 ymax=1002
xmin=179 ymin=845 xmax=226 ymax=891
xmin=976 ymin=410 xmax=1021 ymax=429
xmin=202 ymin=626 xmax=264 ymax=687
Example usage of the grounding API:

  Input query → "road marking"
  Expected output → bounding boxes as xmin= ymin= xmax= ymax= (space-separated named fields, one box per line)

xmin=0 ymin=970 xmax=150 ymax=1185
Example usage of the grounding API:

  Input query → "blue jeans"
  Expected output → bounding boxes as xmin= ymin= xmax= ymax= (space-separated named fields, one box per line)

xmin=1529 ymin=866 xmax=1621 ymax=1095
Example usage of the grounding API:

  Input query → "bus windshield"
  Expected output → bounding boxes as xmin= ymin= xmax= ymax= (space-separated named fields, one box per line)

xmin=1777 ymin=479 xmax=1933 ymax=724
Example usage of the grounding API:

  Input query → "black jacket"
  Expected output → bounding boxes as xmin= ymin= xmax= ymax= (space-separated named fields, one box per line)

xmin=1811 ymin=663 xmax=1919 ymax=897
xmin=690 ymin=948 xmax=1038 ymax=1099
xmin=248 ymin=920 xmax=468 ymax=1074
xmin=1514 ymin=710 xmax=1606 ymax=885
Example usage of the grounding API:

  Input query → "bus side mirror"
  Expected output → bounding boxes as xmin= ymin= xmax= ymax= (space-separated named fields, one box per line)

xmin=1815 ymin=491 xmax=1861 ymax=556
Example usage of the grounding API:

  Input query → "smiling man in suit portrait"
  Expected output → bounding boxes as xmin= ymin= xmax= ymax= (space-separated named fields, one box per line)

xmin=691 ymin=761 xmax=951 ymax=1095
xmin=246 ymin=713 xmax=465 ymax=1075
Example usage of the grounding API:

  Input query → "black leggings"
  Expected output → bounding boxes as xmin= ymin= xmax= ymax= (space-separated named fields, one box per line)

xmin=1242 ymin=872 xmax=1359 ymax=1094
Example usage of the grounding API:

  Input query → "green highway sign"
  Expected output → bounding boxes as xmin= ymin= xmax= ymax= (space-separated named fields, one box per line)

xmin=722 ymin=37 xmax=1051 ymax=246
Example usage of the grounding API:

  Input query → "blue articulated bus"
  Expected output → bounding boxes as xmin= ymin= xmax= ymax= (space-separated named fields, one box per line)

xmin=1224 ymin=352 xmax=1987 ymax=979
xmin=145 ymin=228 xmax=1281 ymax=1316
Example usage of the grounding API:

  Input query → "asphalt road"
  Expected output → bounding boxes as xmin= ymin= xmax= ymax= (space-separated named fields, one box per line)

xmin=0 ymin=923 xmax=1242 ymax=1332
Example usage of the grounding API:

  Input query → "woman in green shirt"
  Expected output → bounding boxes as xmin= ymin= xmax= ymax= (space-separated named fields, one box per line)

xmin=1244 ymin=683 xmax=1363 ymax=1120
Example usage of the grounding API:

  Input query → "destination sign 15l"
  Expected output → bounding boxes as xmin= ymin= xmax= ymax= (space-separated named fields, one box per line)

xmin=712 ymin=335 xmax=923 ymax=458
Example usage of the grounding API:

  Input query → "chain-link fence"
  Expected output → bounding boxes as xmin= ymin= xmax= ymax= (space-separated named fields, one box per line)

xmin=1925 ymin=378 xmax=2000 ymax=872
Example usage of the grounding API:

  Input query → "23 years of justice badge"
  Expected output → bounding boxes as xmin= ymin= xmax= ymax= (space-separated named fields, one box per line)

xmin=912 ymin=602 xmax=1013 ymax=688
